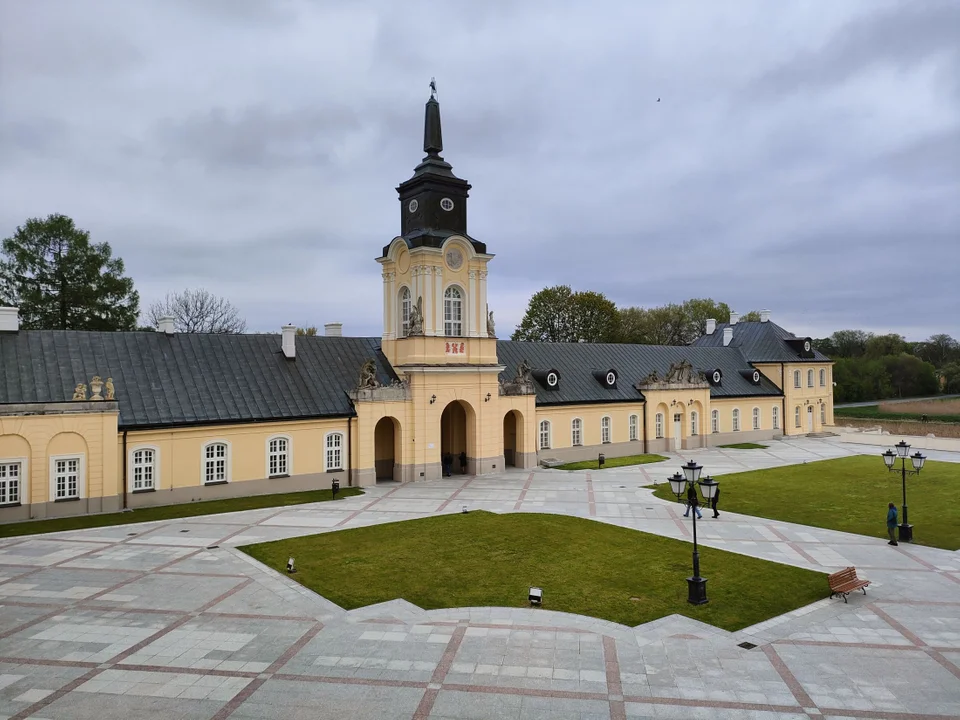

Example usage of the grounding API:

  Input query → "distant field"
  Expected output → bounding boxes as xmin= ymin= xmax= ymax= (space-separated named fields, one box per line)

xmin=835 ymin=402 xmax=960 ymax=424
xmin=878 ymin=398 xmax=960 ymax=416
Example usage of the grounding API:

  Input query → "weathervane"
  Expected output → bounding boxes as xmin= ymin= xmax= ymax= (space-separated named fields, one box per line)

xmin=429 ymin=77 xmax=437 ymax=100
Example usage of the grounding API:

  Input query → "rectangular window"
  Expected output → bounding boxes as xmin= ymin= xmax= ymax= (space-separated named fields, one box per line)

xmin=54 ymin=458 xmax=80 ymax=500
xmin=0 ymin=462 xmax=22 ymax=505
xmin=819 ymin=368 xmax=826 ymax=387
xmin=690 ymin=412 xmax=698 ymax=436
xmin=269 ymin=438 xmax=288 ymax=477
xmin=772 ymin=406 xmax=780 ymax=430
xmin=711 ymin=411 xmax=719 ymax=433
xmin=571 ymin=420 xmax=582 ymax=446
xmin=807 ymin=369 xmax=814 ymax=388
xmin=205 ymin=444 xmax=227 ymax=484
xmin=821 ymin=404 xmax=826 ymax=424
xmin=601 ymin=417 xmax=611 ymax=444
xmin=752 ymin=408 xmax=760 ymax=430
xmin=629 ymin=415 xmax=638 ymax=441
xmin=326 ymin=434 xmax=343 ymax=471
xmin=794 ymin=371 xmax=801 ymax=388
xmin=732 ymin=411 xmax=740 ymax=432
xmin=795 ymin=407 xmax=801 ymax=428
xmin=539 ymin=422 xmax=550 ymax=450
xmin=655 ymin=413 xmax=664 ymax=438
xmin=132 ymin=449 xmax=155 ymax=491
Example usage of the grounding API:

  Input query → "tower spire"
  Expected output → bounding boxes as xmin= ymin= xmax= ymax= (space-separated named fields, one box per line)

xmin=423 ymin=78 xmax=443 ymax=156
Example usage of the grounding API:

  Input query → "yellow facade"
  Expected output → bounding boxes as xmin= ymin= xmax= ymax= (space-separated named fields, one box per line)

xmin=755 ymin=362 xmax=834 ymax=436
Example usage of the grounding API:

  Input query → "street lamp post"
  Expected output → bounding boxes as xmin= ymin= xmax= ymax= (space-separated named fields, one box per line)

xmin=668 ymin=461 xmax=719 ymax=605
xmin=881 ymin=440 xmax=925 ymax=543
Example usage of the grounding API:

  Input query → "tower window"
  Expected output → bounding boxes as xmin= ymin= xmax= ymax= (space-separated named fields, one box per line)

xmin=444 ymin=286 xmax=463 ymax=337
xmin=399 ymin=286 xmax=411 ymax=337
xmin=440 ymin=197 xmax=454 ymax=211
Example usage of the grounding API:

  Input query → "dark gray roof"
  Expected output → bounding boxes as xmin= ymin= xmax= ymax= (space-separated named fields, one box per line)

xmin=0 ymin=331 xmax=396 ymax=429
xmin=496 ymin=341 xmax=782 ymax=406
xmin=691 ymin=321 xmax=831 ymax=363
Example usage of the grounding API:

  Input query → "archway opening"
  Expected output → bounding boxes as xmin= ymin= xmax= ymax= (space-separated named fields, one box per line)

xmin=503 ymin=411 xmax=518 ymax=467
xmin=440 ymin=401 xmax=469 ymax=476
xmin=374 ymin=416 xmax=400 ymax=482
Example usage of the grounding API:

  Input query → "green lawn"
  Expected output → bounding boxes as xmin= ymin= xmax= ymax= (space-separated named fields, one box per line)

xmin=556 ymin=453 xmax=668 ymax=471
xmin=240 ymin=512 xmax=827 ymax=631
xmin=650 ymin=455 xmax=960 ymax=550
xmin=835 ymin=405 xmax=960 ymax=424
xmin=717 ymin=443 xmax=768 ymax=450
xmin=0 ymin=487 xmax=364 ymax=539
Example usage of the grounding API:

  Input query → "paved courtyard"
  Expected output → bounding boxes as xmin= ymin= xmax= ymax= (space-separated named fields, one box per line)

xmin=0 ymin=436 xmax=958 ymax=719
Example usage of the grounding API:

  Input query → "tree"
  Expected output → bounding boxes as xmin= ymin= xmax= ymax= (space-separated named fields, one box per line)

xmin=571 ymin=291 xmax=620 ymax=343
xmin=830 ymin=329 xmax=873 ymax=358
xmin=147 ymin=288 xmax=247 ymax=334
xmin=739 ymin=310 xmax=763 ymax=322
xmin=683 ymin=299 xmax=732 ymax=339
xmin=940 ymin=361 xmax=960 ymax=394
xmin=296 ymin=326 xmax=318 ymax=336
xmin=813 ymin=337 xmax=837 ymax=357
xmin=619 ymin=298 xmax=732 ymax=345
xmin=512 ymin=285 xmax=620 ymax=343
xmin=865 ymin=333 xmax=907 ymax=359
xmin=916 ymin=334 xmax=959 ymax=368
xmin=883 ymin=354 xmax=938 ymax=398
xmin=0 ymin=213 xmax=139 ymax=330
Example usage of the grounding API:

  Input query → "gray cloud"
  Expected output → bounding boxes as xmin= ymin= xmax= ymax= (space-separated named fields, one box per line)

xmin=0 ymin=0 xmax=957 ymax=341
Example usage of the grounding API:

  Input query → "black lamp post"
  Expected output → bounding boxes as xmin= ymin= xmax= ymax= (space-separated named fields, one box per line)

xmin=668 ymin=460 xmax=718 ymax=605
xmin=881 ymin=441 xmax=925 ymax=543
xmin=331 ymin=477 xmax=340 ymax=500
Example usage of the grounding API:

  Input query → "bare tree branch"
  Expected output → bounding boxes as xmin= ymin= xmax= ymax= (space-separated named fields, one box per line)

xmin=146 ymin=288 xmax=247 ymax=333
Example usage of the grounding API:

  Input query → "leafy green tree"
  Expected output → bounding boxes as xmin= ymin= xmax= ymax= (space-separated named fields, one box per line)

xmin=296 ymin=326 xmax=319 ymax=336
xmin=739 ymin=310 xmax=763 ymax=322
xmin=571 ymin=290 xmax=620 ymax=343
xmin=683 ymin=299 xmax=732 ymax=338
xmin=865 ymin=333 xmax=907 ymax=359
xmin=0 ymin=214 xmax=139 ymax=330
xmin=916 ymin=334 xmax=959 ymax=368
xmin=940 ymin=361 xmax=960 ymax=393
xmin=883 ymin=354 xmax=938 ymax=398
xmin=513 ymin=286 xmax=619 ymax=343
xmin=813 ymin=337 xmax=837 ymax=357
xmin=830 ymin=329 xmax=873 ymax=358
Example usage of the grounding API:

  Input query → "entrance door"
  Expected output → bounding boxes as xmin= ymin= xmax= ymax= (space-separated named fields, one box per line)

xmin=807 ymin=405 xmax=814 ymax=432
xmin=673 ymin=413 xmax=682 ymax=451
xmin=440 ymin=401 xmax=468 ymax=476
xmin=374 ymin=417 xmax=398 ymax=481
xmin=503 ymin=411 xmax=517 ymax=467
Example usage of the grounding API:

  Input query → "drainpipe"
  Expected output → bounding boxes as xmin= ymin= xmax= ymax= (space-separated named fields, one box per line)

xmin=122 ymin=430 xmax=128 ymax=510
xmin=780 ymin=362 xmax=786 ymax=436
xmin=347 ymin=410 xmax=354 ymax=488
xmin=642 ymin=401 xmax=648 ymax=454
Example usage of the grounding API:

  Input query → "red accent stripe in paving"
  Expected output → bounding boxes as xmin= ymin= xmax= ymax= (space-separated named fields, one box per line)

xmin=425 ymin=620 xmax=594 ymax=634
xmin=816 ymin=709 xmax=960 ymax=720
xmin=513 ymin=472 xmax=535 ymax=510
xmin=413 ymin=624 xmax=466 ymax=719
xmin=774 ymin=639 xmax=924 ymax=651
xmin=761 ymin=643 xmax=815 ymax=709
xmin=893 ymin=546 xmax=940 ymax=571
xmin=437 ymin=476 xmax=477 ymax=512
xmin=585 ymin=473 xmax=597 ymax=516
xmin=602 ymin=635 xmax=626 ymax=720
xmin=274 ymin=673 xmax=427 ymax=689
xmin=666 ymin=506 xmax=692 ymax=537
xmin=869 ymin=603 xmax=927 ymax=647
xmin=622 ymin=694 xmax=801 ymax=713
xmin=8 ymin=667 xmax=103 ymax=720
xmin=764 ymin=524 xmax=822 ymax=566
xmin=336 ymin=485 xmax=404 ymax=527
xmin=441 ymin=683 xmax=608 ymax=702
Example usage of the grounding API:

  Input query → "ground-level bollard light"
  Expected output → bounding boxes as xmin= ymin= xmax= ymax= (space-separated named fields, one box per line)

xmin=286 ymin=557 xmax=296 ymax=574
xmin=598 ymin=453 xmax=605 ymax=468
xmin=529 ymin=586 xmax=543 ymax=606
xmin=462 ymin=504 xmax=468 ymax=514
xmin=331 ymin=478 xmax=340 ymax=500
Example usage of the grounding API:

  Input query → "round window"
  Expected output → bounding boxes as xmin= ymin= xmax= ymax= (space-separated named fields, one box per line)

xmin=753 ymin=371 xmax=760 ymax=383
xmin=546 ymin=372 xmax=558 ymax=387
xmin=440 ymin=197 xmax=454 ymax=211
xmin=408 ymin=199 xmax=418 ymax=213
xmin=803 ymin=340 xmax=811 ymax=352
xmin=712 ymin=371 xmax=721 ymax=384
xmin=606 ymin=371 xmax=616 ymax=386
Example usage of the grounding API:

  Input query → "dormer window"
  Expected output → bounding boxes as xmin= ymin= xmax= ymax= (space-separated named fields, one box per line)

xmin=592 ymin=369 xmax=617 ymax=388
xmin=533 ymin=368 xmax=561 ymax=391
xmin=708 ymin=369 xmax=723 ymax=386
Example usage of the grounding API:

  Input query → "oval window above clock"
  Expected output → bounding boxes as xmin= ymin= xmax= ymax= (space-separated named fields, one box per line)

xmin=440 ymin=198 xmax=454 ymax=211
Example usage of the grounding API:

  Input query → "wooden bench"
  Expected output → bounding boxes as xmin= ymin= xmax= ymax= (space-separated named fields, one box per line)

xmin=828 ymin=567 xmax=871 ymax=603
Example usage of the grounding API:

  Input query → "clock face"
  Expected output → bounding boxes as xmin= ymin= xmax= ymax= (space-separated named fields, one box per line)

xmin=440 ymin=197 xmax=454 ymax=211
xmin=803 ymin=340 xmax=811 ymax=352
xmin=408 ymin=199 xmax=419 ymax=213
xmin=445 ymin=248 xmax=463 ymax=270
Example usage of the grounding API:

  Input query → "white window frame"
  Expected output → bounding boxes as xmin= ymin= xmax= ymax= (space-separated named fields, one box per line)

xmin=443 ymin=285 xmax=464 ymax=337
xmin=325 ymin=432 xmax=344 ymax=472
xmin=807 ymin=369 xmax=814 ymax=388
xmin=690 ymin=411 xmax=698 ymax=436
xmin=399 ymin=286 xmax=411 ymax=338
xmin=752 ymin=407 xmax=760 ymax=430
xmin=772 ymin=405 xmax=780 ymax=430
xmin=571 ymin=418 xmax=582 ymax=446
xmin=539 ymin=420 xmax=551 ymax=450
xmin=711 ymin=409 xmax=719 ymax=433
xmin=795 ymin=406 xmax=802 ymax=428
xmin=601 ymin=416 xmax=612 ymax=444
xmin=0 ymin=458 xmax=26 ymax=506
xmin=819 ymin=368 xmax=826 ymax=387
xmin=49 ymin=454 xmax=85 ymax=501
xmin=655 ymin=412 xmax=664 ymax=439
xmin=628 ymin=414 xmax=638 ymax=441
xmin=821 ymin=403 xmax=826 ymax=424
xmin=129 ymin=445 xmax=159 ymax=492
xmin=267 ymin=435 xmax=292 ymax=478
xmin=794 ymin=370 xmax=801 ymax=388
xmin=732 ymin=408 xmax=741 ymax=432
xmin=202 ymin=441 xmax=231 ymax=485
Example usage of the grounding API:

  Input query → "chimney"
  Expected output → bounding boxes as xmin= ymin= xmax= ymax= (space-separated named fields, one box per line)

xmin=705 ymin=318 xmax=716 ymax=335
xmin=723 ymin=327 xmax=733 ymax=346
xmin=729 ymin=312 xmax=739 ymax=325
xmin=0 ymin=307 xmax=19 ymax=332
xmin=760 ymin=309 xmax=770 ymax=323
xmin=158 ymin=315 xmax=176 ymax=335
xmin=324 ymin=322 xmax=343 ymax=337
xmin=281 ymin=324 xmax=296 ymax=359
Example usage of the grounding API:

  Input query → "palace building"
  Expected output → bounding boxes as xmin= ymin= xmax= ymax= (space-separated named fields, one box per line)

xmin=0 ymin=89 xmax=834 ymax=523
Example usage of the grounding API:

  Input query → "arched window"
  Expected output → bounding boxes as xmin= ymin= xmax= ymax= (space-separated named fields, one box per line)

xmin=131 ymin=447 xmax=157 ymax=491
xmin=807 ymin=369 xmax=814 ymax=387
xmin=571 ymin=418 xmax=582 ymax=446
xmin=628 ymin=414 xmax=639 ymax=441
xmin=772 ymin=406 xmax=780 ymax=430
xmin=794 ymin=370 xmax=801 ymax=388
xmin=690 ymin=411 xmax=698 ymax=436
xmin=203 ymin=442 xmax=229 ymax=484
xmin=711 ymin=409 xmax=719 ymax=433
xmin=821 ymin=403 xmax=826 ymax=424
xmin=539 ymin=420 xmax=551 ymax=450
xmin=732 ymin=408 xmax=741 ymax=432
xmin=752 ymin=407 xmax=760 ymax=430
xmin=655 ymin=413 xmax=664 ymax=438
xmin=795 ymin=406 xmax=801 ymax=428
xmin=399 ymin=286 xmax=411 ymax=338
xmin=444 ymin=286 xmax=463 ymax=337
xmin=601 ymin=416 xmax=611 ymax=444
xmin=325 ymin=432 xmax=344 ymax=471
xmin=267 ymin=436 xmax=290 ymax=477
xmin=819 ymin=368 xmax=826 ymax=387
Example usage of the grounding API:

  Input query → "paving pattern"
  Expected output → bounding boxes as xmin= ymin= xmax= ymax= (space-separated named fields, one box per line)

xmin=0 ymin=437 xmax=958 ymax=719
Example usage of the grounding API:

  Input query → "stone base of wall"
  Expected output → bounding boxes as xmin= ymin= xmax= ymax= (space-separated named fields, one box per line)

xmin=538 ymin=440 xmax=648 ymax=465
xmin=707 ymin=430 xmax=781 ymax=446
xmin=835 ymin=417 xmax=960 ymax=439
xmin=0 ymin=495 xmax=123 ymax=523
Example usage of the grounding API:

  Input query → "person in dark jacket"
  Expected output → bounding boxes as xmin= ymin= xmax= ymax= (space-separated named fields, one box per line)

xmin=458 ymin=451 xmax=468 ymax=475
xmin=886 ymin=502 xmax=899 ymax=545
xmin=683 ymin=484 xmax=702 ymax=519
xmin=711 ymin=486 xmax=720 ymax=518
xmin=442 ymin=452 xmax=453 ymax=477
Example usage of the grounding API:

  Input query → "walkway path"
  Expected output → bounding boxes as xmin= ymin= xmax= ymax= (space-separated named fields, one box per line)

xmin=0 ymin=438 xmax=957 ymax=719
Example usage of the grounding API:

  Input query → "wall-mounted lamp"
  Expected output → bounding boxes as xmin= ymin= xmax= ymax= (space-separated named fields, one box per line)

xmin=687 ymin=399 xmax=695 ymax=406
xmin=485 ymin=393 xmax=491 ymax=402
xmin=430 ymin=395 xmax=437 ymax=404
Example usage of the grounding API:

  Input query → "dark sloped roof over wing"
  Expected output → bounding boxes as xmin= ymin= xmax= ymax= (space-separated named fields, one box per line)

xmin=0 ymin=331 xmax=396 ymax=429
xmin=692 ymin=321 xmax=831 ymax=362
xmin=496 ymin=341 xmax=781 ymax=405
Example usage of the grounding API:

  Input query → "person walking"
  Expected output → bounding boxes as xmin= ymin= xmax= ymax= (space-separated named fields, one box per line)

xmin=458 ymin=451 xmax=468 ymax=475
xmin=683 ymin=484 xmax=702 ymax=519
xmin=886 ymin=502 xmax=899 ymax=545
xmin=711 ymin=486 xmax=720 ymax=518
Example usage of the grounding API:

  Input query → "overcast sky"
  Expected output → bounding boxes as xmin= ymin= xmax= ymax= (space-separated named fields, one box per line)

xmin=1 ymin=0 xmax=957 ymax=341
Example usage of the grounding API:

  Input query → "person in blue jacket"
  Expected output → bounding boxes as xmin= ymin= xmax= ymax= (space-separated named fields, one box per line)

xmin=886 ymin=502 xmax=899 ymax=546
